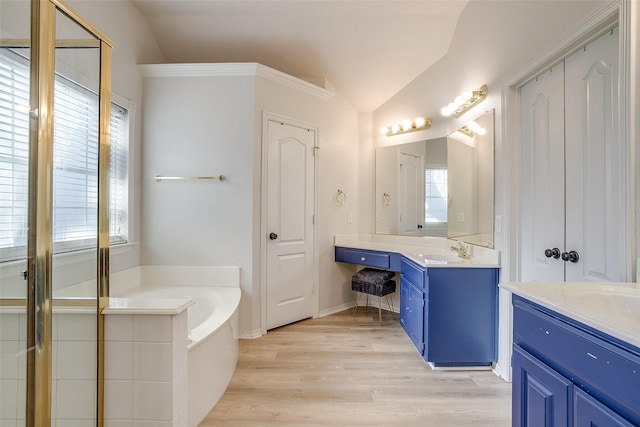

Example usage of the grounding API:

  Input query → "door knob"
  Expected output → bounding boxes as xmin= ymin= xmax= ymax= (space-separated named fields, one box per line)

xmin=561 ymin=250 xmax=579 ymax=263
xmin=544 ymin=248 xmax=561 ymax=259
xmin=269 ymin=232 xmax=278 ymax=240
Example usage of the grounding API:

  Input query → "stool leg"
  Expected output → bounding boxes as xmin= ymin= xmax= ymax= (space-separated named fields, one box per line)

xmin=378 ymin=295 xmax=382 ymax=323
xmin=365 ymin=294 xmax=369 ymax=312
xmin=352 ymin=292 xmax=361 ymax=316
xmin=386 ymin=294 xmax=394 ymax=313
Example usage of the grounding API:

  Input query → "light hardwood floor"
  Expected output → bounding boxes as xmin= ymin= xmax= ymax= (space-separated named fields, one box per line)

xmin=200 ymin=308 xmax=511 ymax=426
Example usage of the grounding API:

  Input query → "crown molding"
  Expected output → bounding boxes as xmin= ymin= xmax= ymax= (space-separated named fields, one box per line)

xmin=138 ymin=62 xmax=334 ymax=101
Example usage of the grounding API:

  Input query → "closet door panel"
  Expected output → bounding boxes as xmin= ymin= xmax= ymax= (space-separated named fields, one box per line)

xmin=564 ymin=28 xmax=620 ymax=282
xmin=521 ymin=64 xmax=566 ymax=282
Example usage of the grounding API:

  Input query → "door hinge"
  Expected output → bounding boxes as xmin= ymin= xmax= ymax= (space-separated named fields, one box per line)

xmin=312 ymin=214 xmax=315 ymax=225
xmin=313 ymin=146 xmax=319 ymax=156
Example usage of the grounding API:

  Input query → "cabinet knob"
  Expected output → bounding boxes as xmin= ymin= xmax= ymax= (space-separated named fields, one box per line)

xmin=360 ymin=257 xmax=366 ymax=261
xmin=561 ymin=250 xmax=579 ymax=263
xmin=544 ymin=248 xmax=561 ymax=259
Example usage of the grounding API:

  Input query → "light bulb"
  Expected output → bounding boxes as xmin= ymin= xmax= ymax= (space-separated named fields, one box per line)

xmin=440 ymin=106 xmax=452 ymax=117
xmin=414 ymin=117 xmax=426 ymax=127
xmin=401 ymin=120 xmax=413 ymax=131
xmin=478 ymin=128 xmax=487 ymax=136
xmin=462 ymin=90 xmax=473 ymax=100
xmin=380 ymin=126 xmax=389 ymax=135
xmin=454 ymin=96 xmax=464 ymax=107
xmin=391 ymin=124 xmax=400 ymax=134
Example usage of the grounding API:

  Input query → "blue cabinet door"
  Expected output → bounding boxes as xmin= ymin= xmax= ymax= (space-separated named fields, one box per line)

xmin=512 ymin=345 xmax=572 ymax=427
xmin=400 ymin=276 xmax=424 ymax=355
xmin=574 ymin=388 xmax=635 ymax=427
xmin=399 ymin=277 xmax=410 ymax=332
xmin=408 ymin=281 xmax=424 ymax=354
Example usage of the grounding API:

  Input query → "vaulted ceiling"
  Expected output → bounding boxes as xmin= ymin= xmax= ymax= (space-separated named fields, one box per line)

xmin=131 ymin=0 xmax=469 ymax=112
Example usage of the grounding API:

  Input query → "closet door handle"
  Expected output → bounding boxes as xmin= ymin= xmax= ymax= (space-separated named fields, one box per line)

xmin=269 ymin=232 xmax=278 ymax=240
xmin=544 ymin=248 xmax=561 ymax=259
xmin=561 ymin=250 xmax=579 ymax=263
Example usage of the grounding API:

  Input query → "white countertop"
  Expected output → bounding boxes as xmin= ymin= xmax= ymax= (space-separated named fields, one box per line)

xmin=334 ymin=234 xmax=500 ymax=268
xmin=102 ymin=296 xmax=194 ymax=315
xmin=500 ymin=281 xmax=640 ymax=349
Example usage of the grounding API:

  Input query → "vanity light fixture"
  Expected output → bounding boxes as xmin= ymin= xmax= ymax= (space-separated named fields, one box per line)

xmin=458 ymin=121 xmax=487 ymax=137
xmin=440 ymin=84 xmax=488 ymax=118
xmin=380 ymin=117 xmax=432 ymax=136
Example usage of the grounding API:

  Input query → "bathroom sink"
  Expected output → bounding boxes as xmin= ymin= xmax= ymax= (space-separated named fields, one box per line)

xmin=568 ymin=288 xmax=640 ymax=320
xmin=413 ymin=253 xmax=465 ymax=264
xmin=424 ymin=254 xmax=463 ymax=262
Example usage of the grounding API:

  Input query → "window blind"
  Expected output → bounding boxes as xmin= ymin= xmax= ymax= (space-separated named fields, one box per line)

xmin=425 ymin=167 xmax=448 ymax=223
xmin=0 ymin=49 xmax=128 ymax=262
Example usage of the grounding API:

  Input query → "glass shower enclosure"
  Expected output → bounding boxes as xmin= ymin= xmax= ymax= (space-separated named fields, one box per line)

xmin=0 ymin=0 xmax=112 ymax=425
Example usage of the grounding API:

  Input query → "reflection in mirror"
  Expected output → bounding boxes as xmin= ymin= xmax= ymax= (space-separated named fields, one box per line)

xmin=375 ymin=109 xmax=494 ymax=248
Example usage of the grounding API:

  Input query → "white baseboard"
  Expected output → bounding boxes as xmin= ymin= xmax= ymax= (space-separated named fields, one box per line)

xmin=318 ymin=302 xmax=355 ymax=317
xmin=238 ymin=328 xmax=263 ymax=339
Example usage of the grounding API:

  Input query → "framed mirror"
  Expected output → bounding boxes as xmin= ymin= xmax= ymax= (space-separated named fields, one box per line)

xmin=375 ymin=109 xmax=494 ymax=247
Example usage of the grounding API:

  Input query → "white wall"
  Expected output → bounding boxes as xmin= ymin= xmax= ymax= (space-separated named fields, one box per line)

xmin=137 ymin=70 xmax=360 ymax=336
xmin=447 ymin=138 xmax=477 ymax=236
xmin=140 ymin=74 xmax=257 ymax=333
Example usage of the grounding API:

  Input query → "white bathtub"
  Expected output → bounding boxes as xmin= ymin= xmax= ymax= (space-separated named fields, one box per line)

xmin=113 ymin=267 xmax=241 ymax=426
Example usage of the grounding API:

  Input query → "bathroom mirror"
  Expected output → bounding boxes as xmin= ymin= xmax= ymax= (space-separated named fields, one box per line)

xmin=375 ymin=109 xmax=494 ymax=247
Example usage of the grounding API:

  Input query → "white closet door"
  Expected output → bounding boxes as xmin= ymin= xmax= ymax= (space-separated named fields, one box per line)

xmin=520 ymin=63 xmax=566 ymax=282
xmin=564 ymin=28 xmax=621 ymax=282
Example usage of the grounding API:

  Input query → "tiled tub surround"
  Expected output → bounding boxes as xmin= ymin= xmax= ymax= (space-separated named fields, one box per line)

xmin=0 ymin=307 xmax=99 ymax=426
xmin=103 ymin=299 xmax=193 ymax=427
xmin=0 ymin=266 xmax=240 ymax=427
xmin=108 ymin=266 xmax=241 ymax=427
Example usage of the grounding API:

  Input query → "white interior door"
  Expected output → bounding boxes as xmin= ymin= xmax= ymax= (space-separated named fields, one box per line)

xmin=564 ymin=27 xmax=621 ymax=282
xmin=266 ymin=120 xmax=315 ymax=330
xmin=398 ymin=151 xmax=424 ymax=236
xmin=521 ymin=63 xmax=566 ymax=282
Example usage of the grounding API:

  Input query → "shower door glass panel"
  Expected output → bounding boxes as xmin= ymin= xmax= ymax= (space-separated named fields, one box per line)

xmin=51 ymin=9 xmax=100 ymax=425
xmin=0 ymin=1 xmax=30 ymax=424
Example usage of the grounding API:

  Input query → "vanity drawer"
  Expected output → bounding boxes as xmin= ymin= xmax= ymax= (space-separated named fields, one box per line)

xmin=335 ymin=247 xmax=390 ymax=269
xmin=513 ymin=298 xmax=640 ymax=424
xmin=400 ymin=256 xmax=425 ymax=288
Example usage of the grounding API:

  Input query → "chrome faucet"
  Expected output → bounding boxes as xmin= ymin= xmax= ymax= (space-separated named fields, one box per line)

xmin=450 ymin=241 xmax=471 ymax=259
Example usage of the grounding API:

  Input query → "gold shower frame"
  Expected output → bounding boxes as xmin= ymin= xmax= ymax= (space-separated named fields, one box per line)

xmin=24 ymin=1 xmax=114 ymax=425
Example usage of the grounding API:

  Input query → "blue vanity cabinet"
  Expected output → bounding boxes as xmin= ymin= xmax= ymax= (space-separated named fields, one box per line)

xmin=400 ymin=256 xmax=498 ymax=367
xmin=512 ymin=296 xmax=640 ymax=427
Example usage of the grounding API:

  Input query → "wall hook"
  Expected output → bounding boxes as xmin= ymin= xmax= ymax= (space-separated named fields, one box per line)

xmin=382 ymin=192 xmax=391 ymax=207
